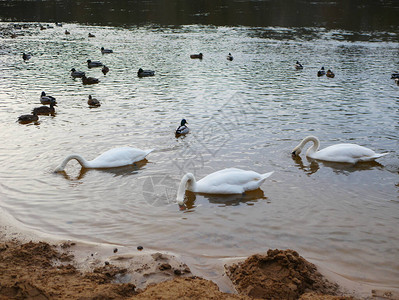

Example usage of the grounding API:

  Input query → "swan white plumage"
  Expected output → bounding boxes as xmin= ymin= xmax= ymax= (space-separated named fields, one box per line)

xmin=176 ymin=168 xmax=274 ymax=205
xmin=54 ymin=147 xmax=154 ymax=172
xmin=291 ymin=136 xmax=388 ymax=164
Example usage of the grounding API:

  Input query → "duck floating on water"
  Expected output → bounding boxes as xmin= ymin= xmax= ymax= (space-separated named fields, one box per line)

xmin=22 ymin=53 xmax=31 ymax=61
xmin=65 ymin=30 xmax=70 ymax=35
xmin=32 ymin=100 xmax=57 ymax=115
xmin=82 ymin=75 xmax=99 ymax=85
xmin=70 ymin=68 xmax=85 ymax=78
xmin=40 ymin=92 xmax=57 ymax=105
xmin=88 ymin=95 xmax=101 ymax=107
xmin=175 ymin=119 xmax=189 ymax=135
xmin=87 ymin=59 xmax=103 ymax=68
xmin=101 ymin=47 xmax=113 ymax=54
xmin=18 ymin=111 xmax=38 ymax=124
xmin=326 ymin=69 xmax=335 ymax=78
xmin=295 ymin=61 xmax=303 ymax=70
xmin=54 ymin=147 xmax=154 ymax=172
xmin=137 ymin=68 xmax=155 ymax=77
xmin=88 ymin=33 xmax=95 ymax=38
xmin=291 ymin=136 xmax=388 ymax=164
xmin=317 ymin=66 xmax=325 ymax=77
xmin=176 ymin=168 xmax=274 ymax=207
xmin=190 ymin=53 xmax=203 ymax=59
xmin=102 ymin=65 xmax=109 ymax=75
xmin=227 ymin=53 xmax=233 ymax=61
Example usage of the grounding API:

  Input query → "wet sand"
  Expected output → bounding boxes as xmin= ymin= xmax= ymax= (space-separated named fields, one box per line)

xmin=1 ymin=207 xmax=398 ymax=300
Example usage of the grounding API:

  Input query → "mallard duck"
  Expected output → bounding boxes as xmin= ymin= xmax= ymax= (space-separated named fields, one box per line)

xmin=70 ymin=68 xmax=85 ymax=78
xmin=295 ymin=61 xmax=303 ymax=70
xmin=227 ymin=53 xmax=233 ymax=61
xmin=88 ymin=33 xmax=95 ymax=38
xmin=18 ymin=111 xmax=38 ymax=124
xmin=65 ymin=30 xmax=70 ymax=35
xmin=326 ymin=69 xmax=335 ymax=78
xmin=88 ymin=95 xmax=101 ymax=107
xmin=22 ymin=53 xmax=31 ymax=61
xmin=391 ymin=73 xmax=399 ymax=79
xmin=102 ymin=65 xmax=109 ymax=75
xmin=87 ymin=60 xmax=103 ymax=68
xmin=137 ymin=68 xmax=155 ymax=77
xmin=292 ymin=136 xmax=388 ymax=164
xmin=32 ymin=100 xmax=57 ymax=115
xmin=175 ymin=119 xmax=189 ymax=135
xmin=176 ymin=168 xmax=274 ymax=206
xmin=101 ymin=47 xmax=113 ymax=54
xmin=82 ymin=75 xmax=99 ymax=85
xmin=190 ymin=53 xmax=203 ymax=59
xmin=54 ymin=147 xmax=154 ymax=172
xmin=40 ymin=92 xmax=57 ymax=105
xmin=317 ymin=66 xmax=325 ymax=77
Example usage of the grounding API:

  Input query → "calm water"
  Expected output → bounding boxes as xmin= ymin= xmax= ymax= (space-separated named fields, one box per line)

xmin=0 ymin=22 xmax=399 ymax=290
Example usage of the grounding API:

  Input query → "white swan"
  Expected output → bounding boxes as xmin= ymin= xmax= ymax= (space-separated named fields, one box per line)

xmin=291 ymin=136 xmax=388 ymax=164
xmin=176 ymin=168 xmax=274 ymax=205
xmin=55 ymin=147 xmax=154 ymax=172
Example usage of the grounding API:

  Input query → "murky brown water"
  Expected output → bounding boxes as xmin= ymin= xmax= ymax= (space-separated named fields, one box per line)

xmin=0 ymin=22 xmax=399 ymax=290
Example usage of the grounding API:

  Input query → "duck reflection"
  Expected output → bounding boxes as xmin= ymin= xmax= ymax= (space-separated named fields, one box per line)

xmin=182 ymin=189 xmax=266 ymax=209
xmin=56 ymin=159 xmax=149 ymax=181
xmin=292 ymin=155 xmax=383 ymax=175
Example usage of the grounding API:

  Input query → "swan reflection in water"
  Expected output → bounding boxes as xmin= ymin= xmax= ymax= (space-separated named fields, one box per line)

xmin=292 ymin=155 xmax=384 ymax=176
xmin=56 ymin=159 xmax=149 ymax=181
xmin=182 ymin=188 xmax=267 ymax=210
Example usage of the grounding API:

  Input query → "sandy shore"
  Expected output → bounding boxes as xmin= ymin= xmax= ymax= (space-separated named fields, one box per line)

xmin=1 ymin=207 xmax=398 ymax=300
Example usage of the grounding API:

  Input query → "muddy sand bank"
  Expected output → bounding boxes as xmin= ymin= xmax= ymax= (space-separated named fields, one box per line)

xmin=0 ymin=207 xmax=397 ymax=299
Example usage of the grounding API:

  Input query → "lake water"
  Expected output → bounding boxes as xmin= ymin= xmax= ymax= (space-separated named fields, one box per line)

xmin=0 ymin=2 xmax=399 ymax=292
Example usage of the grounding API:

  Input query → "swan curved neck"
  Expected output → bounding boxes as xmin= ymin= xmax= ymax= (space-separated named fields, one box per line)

xmin=176 ymin=173 xmax=196 ymax=205
xmin=54 ymin=154 xmax=89 ymax=172
xmin=302 ymin=136 xmax=320 ymax=156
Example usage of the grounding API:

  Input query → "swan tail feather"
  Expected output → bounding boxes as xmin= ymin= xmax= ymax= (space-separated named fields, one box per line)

xmin=145 ymin=149 xmax=155 ymax=156
xmin=261 ymin=171 xmax=274 ymax=180
xmin=358 ymin=153 xmax=388 ymax=162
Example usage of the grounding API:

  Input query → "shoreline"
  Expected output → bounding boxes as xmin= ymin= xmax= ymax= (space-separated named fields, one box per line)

xmin=1 ymin=206 xmax=398 ymax=299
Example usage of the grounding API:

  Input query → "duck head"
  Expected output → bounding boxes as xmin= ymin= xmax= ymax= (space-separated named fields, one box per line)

xmin=181 ymin=119 xmax=188 ymax=126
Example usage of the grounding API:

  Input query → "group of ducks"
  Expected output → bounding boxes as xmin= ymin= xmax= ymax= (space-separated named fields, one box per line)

xmin=17 ymin=91 xmax=102 ymax=123
xmin=295 ymin=61 xmax=335 ymax=78
xmin=18 ymin=45 xmax=232 ymax=124
xmin=17 ymin=92 xmax=57 ymax=124
xmin=69 ymin=49 xmax=113 ymax=85
xmin=53 ymin=130 xmax=387 ymax=207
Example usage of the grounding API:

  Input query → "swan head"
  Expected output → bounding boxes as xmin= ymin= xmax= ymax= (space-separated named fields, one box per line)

xmin=291 ymin=146 xmax=302 ymax=156
xmin=176 ymin=173 xmax=195 ymax=206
